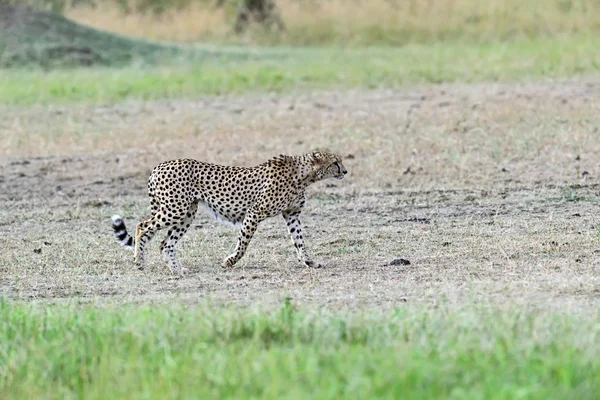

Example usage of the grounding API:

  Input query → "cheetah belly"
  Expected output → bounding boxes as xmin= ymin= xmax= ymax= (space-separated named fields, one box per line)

xmin=194 ymin=165 xmax=263 ymax=227
xmin=195 ymin=187 xmax=253 ymax=227
xmin=197 ymin=199 xmax=245 ymax=227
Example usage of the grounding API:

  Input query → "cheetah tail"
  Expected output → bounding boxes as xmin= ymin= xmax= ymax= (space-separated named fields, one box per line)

xmin=111 ymin=215 xmax=134 ymax=250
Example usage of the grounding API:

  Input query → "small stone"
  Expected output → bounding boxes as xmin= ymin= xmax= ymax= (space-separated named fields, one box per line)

xmin=390 ymin=258 xmax=410 ymax=266
xmin=33 ymin=248 xmax=42 ymax=254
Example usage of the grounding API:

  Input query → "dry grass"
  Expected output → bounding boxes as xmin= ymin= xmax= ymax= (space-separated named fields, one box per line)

xmin=3 ymin=79 xmax=600 ymax=188
xmin=65 ymin=0 xmax=600 ymax=45
xmin=1 ymin=79 xmax=599 ymax=310
xmin=67 ymin=2 xmax=229 ymax=43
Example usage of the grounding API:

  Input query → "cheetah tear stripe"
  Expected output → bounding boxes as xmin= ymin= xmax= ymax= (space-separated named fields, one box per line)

xmin=111 ymin=215 xmax=134 ymax=250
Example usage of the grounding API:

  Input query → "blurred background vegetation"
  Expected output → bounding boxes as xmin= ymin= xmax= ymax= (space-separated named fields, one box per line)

xmin=1 ymin=0 xmax=598 ymax=95
xmin=3 ymin=0 xmax=600 ymax=46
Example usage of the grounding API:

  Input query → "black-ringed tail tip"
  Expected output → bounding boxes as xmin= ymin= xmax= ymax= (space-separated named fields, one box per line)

xmin=111 ymin=214 xmax=134 ymax=249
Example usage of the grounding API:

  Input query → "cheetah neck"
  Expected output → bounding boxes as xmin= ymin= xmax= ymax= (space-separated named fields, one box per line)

xmin=292 ymin=154 xmax=319 ymax=189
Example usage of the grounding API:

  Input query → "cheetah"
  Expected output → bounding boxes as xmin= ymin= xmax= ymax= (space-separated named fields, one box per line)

xmin=111 ymin=151 xmax=348 ymax=273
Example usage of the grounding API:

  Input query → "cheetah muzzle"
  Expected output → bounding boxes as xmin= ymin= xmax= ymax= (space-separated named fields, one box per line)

xmin=111 ymin=151 xmax=348 ymax=274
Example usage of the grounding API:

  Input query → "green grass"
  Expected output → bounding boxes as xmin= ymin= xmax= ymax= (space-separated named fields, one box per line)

xmin=0 ymin=298 xmax=598 ymax=399
xmin=1 ymin=35 xmax=598 ymax=104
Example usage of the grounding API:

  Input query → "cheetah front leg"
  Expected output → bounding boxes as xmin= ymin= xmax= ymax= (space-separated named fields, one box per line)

xmin=222 ymin=211 xmax=263 ymax=268
xmin=282 ymin=210 xmax=322 ymax=268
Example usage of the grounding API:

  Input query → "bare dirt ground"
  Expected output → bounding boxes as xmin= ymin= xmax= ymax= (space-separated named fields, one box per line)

xmin=1 ymin=78 xmax=599 ymax=311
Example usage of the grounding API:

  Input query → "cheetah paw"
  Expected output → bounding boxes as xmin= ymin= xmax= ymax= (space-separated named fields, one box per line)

xmin=170 ymin=266 xmax=189 ymax=275
xmin=304 ymin=260 xmax=323 ymax=268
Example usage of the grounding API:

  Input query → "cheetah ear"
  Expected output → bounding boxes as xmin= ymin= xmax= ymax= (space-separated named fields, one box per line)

xmin=310 ymin=152 xmax=324 ymax=165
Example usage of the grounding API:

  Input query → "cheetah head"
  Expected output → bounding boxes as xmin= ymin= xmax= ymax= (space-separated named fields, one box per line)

xmin=310 ymin=151 xmax=348 ymax=180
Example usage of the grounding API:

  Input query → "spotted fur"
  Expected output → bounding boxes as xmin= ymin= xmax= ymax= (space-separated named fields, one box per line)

xmin=111 ymin=151 xmax=348 ymax=273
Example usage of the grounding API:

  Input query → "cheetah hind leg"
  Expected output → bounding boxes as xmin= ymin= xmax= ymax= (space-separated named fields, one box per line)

xmin=159 ymin=201 xmax=199 ymax=274
xmin=134 ymin=217 xmax=160 ymax=270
